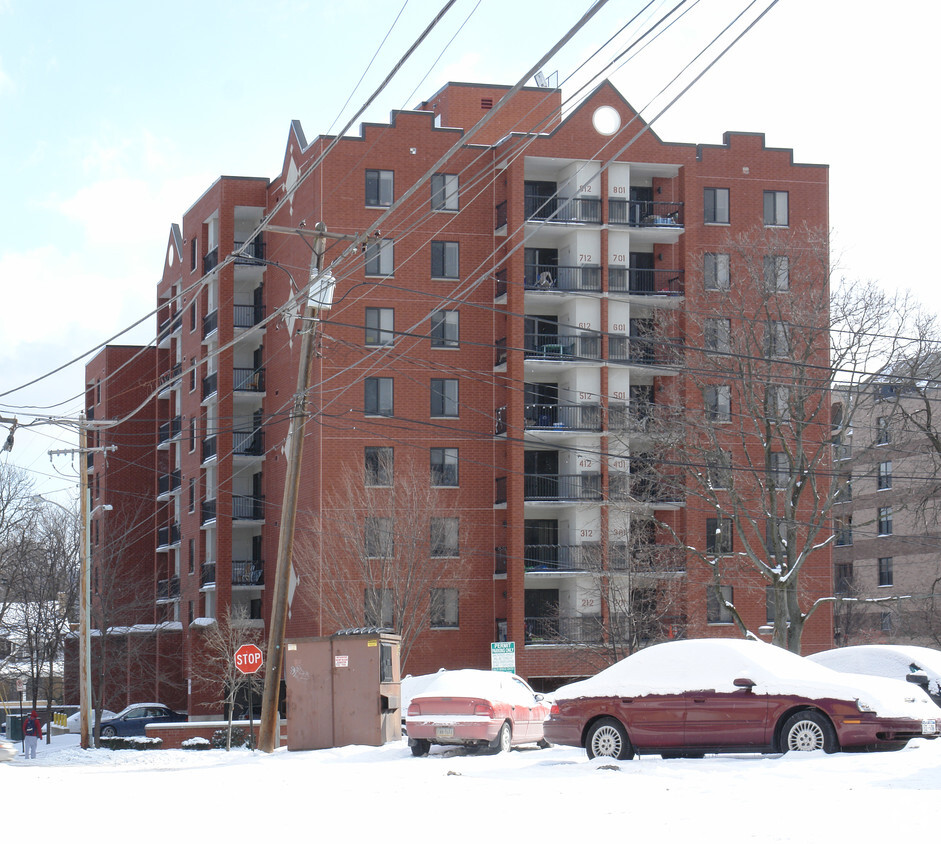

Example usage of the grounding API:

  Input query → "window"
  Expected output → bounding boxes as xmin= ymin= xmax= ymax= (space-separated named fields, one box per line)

xmin=431 ymin=241 xmax=459 ymax=279
xmin=364 ymin=377 xmax=393 ymax=416
xmin=880 ymin=610 xmax=894 ymax=632
xmin=877 ymin=461 xmax=892 ymax=490
xmin=835 ymin=475 xmax=852 ymax=503
xmin=431 ymin=173 xmax=459 ymax=211
xmin=364 ymin=587 xmax=393 ymax=627
xmin=765 ymin=586 xmax=776 ymax=625
xmin=365 ymin=446 xmax=393 ymax=486
xmin=190 ymin=300 xmax=197 ymax=332
xmin=191 ymin=238 xmax=197 ymax=271
xmin=878 ymin=507 xmax=893 ymax=536
xmin=835 ymin=563 xmax=854 ymax=594
xmin=704 ymin=187 xmax=730 ymax=224
xmin=707 ymin=451 xmax=731 ymax=489
xmin=189 ymin=419 xmax=196 ymax=452
xmin=703 ymin=385 xmax=731 ymax=423
xmin=876 ymin=416 xmax=890 ymax=445
xmin=764 ymin=321 xmax=790 ymax=358
xmin=431 ymin=447 xmax=459 ymax=486
xmin=764 ymin=255 xmax=789 ymax=291
xmin=364 ymin=238 xmax=394 ymax=276
xmin=834 ymin=515 xmax=853 ymax=547
xmin=705 ymin=318 xmax=731 ymax=354
xmin=365 ymin=307 xmax=394 ymax=346
xmin=766 ymin=517 xmax=787 ymax=556
xmin=364 ymin=517 xmax=394 ymax=558
xmin=430 ymin=310 xmax=459 ymax=347
xmin=430 ymin=588 xmax=459 ymax=628
xmin=365 ymin=169 xmax=393 ymax=207
xmin=431 ymin=378 xmax=459 ymax=417
xmin=704 ymin=253 xmax=730 ymax=290
xmin=189 ymin=360 xmax=196 ymax=392
xmin=188 ymin=538 xmax=195 ymax=574
xmin=430 ymin=517 xmax=459 ymax=557
xmin=766 ymin=385 xmax=790 ymax=421
xmin=707 ymin=584 xmax=734 ymax=624
xmin=767 ymin=451 xmax=790 ymax=488
xmin=878 ymin=556 xmax=893 ymax=587
xmin=763 ymin=190 xmax=788 ymax=226
xmin=189 ymin=478 xmax=196 ymax=513
xmin=706 ymin=517 xmax=733 ymax=554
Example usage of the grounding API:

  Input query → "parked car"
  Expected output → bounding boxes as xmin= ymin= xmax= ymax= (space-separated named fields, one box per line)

xmin=544 ymin=638 xmax=941 ymax=760
xmin=400 ymin=670 xmax=447 ymax=735
xmin=0 ymin=738 xmax=16 ymax=762
xmin=807 ymin=645 xmax=941 ymax=707
xmin=99 ymin=703 xmax=185 ymax=737
xmin=406 ymin=669 xmax=551 ymax=755
xmin=66 ymin=708 xmax=117 ymax=734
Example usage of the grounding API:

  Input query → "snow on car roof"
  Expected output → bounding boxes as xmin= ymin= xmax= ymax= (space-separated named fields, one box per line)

xmin=807 ymin=645 xmax=941 ymax=695
xmin=554 ymin=638 xmax=938 ymax=719
xmin=409 ymin=669 xmax=537 ymax=707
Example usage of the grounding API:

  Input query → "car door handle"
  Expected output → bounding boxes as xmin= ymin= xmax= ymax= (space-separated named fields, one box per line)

xmin=693 ymin=699 xmax=706 ymax=704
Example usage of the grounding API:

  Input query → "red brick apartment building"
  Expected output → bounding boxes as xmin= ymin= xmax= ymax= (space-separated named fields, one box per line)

xmin=80 ymin=81 xmax=831 ymax=715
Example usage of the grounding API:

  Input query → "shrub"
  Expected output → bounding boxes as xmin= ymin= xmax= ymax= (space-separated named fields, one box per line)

xmin=100 ymin=736 xmax=163 ymax=751
xmin=211 ymin=726 xmax=255 ymax=750
xmin=182 ymin=737 xmax=211 ymax=750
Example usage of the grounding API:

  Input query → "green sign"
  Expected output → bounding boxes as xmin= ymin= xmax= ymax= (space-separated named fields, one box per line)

xmin=490 ymin=641 xmax=516 ymax=673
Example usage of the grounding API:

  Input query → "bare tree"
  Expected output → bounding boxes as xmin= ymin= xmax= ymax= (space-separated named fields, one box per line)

xmin=294 ymin=449 xmax=463 ymax=669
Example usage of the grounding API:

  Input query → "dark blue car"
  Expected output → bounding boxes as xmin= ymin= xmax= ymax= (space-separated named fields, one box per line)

xmin=99 ymin=703 xmax=185 ymax=737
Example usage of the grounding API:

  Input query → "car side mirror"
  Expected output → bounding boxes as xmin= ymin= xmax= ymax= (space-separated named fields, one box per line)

xmin=906 ymin=672 xmax=930 ymax=691
xmin=733 ymin=677 xmax=756 ymax=690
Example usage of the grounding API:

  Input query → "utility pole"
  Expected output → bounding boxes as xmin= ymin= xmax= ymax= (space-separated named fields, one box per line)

xmin=258 ymin=222 xmax=337 ymax=752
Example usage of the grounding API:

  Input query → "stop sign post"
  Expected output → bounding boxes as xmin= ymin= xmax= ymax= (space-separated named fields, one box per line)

xmin=234 ymin=643 xmax=263 ymax=674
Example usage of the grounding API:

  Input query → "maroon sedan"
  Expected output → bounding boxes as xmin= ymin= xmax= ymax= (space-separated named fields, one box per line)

xmin=406 ymin=669 xmax=550 ymax=756
xmin=544 ymin=639 xmax=941 ymax=759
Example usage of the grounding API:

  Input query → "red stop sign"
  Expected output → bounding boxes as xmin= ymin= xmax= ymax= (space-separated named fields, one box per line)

xmin=234 ymin=643 xmax=264 ymax=674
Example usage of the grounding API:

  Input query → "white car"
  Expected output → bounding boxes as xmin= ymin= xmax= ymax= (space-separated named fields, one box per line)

xmin=808 ymin=645 xmax=941 ymax=708
xmin=66 ymin=708 xmax=117 ymax=734
xmin=0 ymin=738 xmax=16 ymax=762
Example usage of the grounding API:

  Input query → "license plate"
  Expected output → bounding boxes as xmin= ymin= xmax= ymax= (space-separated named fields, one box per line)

xmin=435 ymin=726 xmax=454 ymax=738
xmin=922 ymin=720 xmax=938 ymax=735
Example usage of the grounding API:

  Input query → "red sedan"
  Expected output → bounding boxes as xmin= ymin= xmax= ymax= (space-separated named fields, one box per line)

xmin=406 ymin=669 xmax=550 ymax=756
xmin=544 ymin=639 xmax=941 ymax=759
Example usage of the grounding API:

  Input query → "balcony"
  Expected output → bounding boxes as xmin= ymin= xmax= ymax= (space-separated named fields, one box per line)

xmin=201 ymin=498 xmax=216 ymax=525
xmin=524 ymin=332 xmax=602 ymax=362
xmin=234 ymin=368 xmax=265 ymax=393
xmin=202 ymin=371 xmax=218 ymax=401
xmin=494 ymin=269 xmax=508 ymax=299
xmin=608 ymin=200 xmax=683 ymax=228
xmin=202 ymin=309 xmax=218 ymax=339
xmin=524 ymin=473 xmax=602 ymax=502
xmin=158 ymin=416 xmax=182 ymax=449
xmin=157 ymin=312 xmax=182 ymax=346
xmin=525 ymin=615 xmax=604 ymax=645
xmin=201 ymin=561 xmax=216 ymax=587
xmin=233 ymin=430 xmax=264 ymax=457
xmin=157 ymin=470 xmax=181 ymax=499
xmin=525 ymin=544 xmax=601 ymax=572
xmin=232 ymin=559 xmax=264 ymax=585
xmin=607 ymin=336 xmax=683 ymax=368
xmin=234 ymin=303 xmax=265 ymax=330
xmin=203 ymin=246 xmax=219 ymax=275
xmin=234 ymin=236 xmax=265 ymax=265
xmin=525 ymin=195 xmax=602 ymax=224
xmin=156 ymin=523 xmax=181 ymax=550
xmin=158 ymin=362 xmax=182 ymax=397
xmin=609 ymin=267 xmax=684 ymax=297
xmin=232 ymin=495 xmax=265 ymax=521
xmin=495 ymin=200 xmax=507 ymax=231
xmin=201 ymin=435 xmax=217 ymax=464
xmin=156 ymin=575 xmax=180 ymax=601
xmin=608 ymin=403 xmax=677 ymax=436
xmin=524 ymin=264 xmax=601 ymax=293
xmin=609 ymin=471 xmax=683 ymax=505
xmin=525 ymin=403 xmax=602 ymax=431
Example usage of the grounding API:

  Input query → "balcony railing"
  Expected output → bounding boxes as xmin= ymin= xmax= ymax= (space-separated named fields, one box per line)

xmin=157 ymin=575 xmax=180 ymax=601
xmin=608 ymin=199 xmax=683 ymax=227
xmin=494 ymin=546 xmax=507 ymax=575
xmin=525 ymin=615 xmax=604 ymax=644
xmin=525 ymin=195 xmax=602 ymax=223
xmin=232 ymin=495 xmax=265 ymax=521
xmin=202 ymin=309 xmax=218 ymax=339
xmin=524 ymin=473 xmax=602 ymax=501
xmin=158 ymin=470 xmax=181 ymax=497
xmin=524 ymin=332 xmax=602 ymax=361
xmin=608 ymin=403 xmax=679 ymax=434
xmin=494 ymin=269 xmax=508 ymax=299
xmin=234 ymin=237 xmax=265 ymax=264
xmin=233 ymin=559 xmax=264 ymax=585
xmin=234 ymin=303 xmax=265 ymax=329
xmin=495 ymin=338 xmax=508 ymax=367
xmin=609 ymin=471 xmax=683 ymax=504
xmin=158 ymin=312 xmax=182 ymax=342
xmin=202 ymin=371 xmax=218 ymax=400
xmin=607 ymin=336 xmax=683 ymax=367
xmin=495 ymin=201 xmax=507 ymax=231
xmin=201 ymin=436 xmax=217 ymax=463
xmin=495 ymin=477 xmax=507 ymax=505
xmin=158 ymin=416 xmax=181 ymax=446
xmin=203 ymin=246 xmax=220 ymax=275
xmin=609 ymin=267 xmax=684 ymax=296
xmin=525 ymin=544 xmax=601 ymax=572
xmin=159 ymin=362 xmax=182 ymax=390
xmin=157 ymin=523 xmax=181 ymax=549
xmin=524 ymin=264 xmax=602 ymax=292
xmin=201 ymin=562 xmax=216 ymax=586
xmin=525 ymin=403 xmax=602 ymax=431
xmin=525 ymin=613 xmax=686 ymax=644
xmin=233 ymin=430 xmax=264 ymax=456
xmin=234 ymin=368 xmax=265 ymax=393
xmin=201 ymin=499 xmax=216 ymax=524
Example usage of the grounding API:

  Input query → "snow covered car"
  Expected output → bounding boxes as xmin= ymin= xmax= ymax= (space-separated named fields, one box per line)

xmin=66 ymin=708 xmax=117 ymax=734
xmin=400 ymin=670 xmax=448 ymax=735
xmin=807 ymin=645 xmax=941 ymax=708
xmin=0 ymin=738 xmax=16 ymax=762
xmin=544 ymin=638 xmax=941 ymax=760
xmin=406 ymin=669 xmax=551 ymax=755
xmin=98 ymin=703 xmax=185 ymax=737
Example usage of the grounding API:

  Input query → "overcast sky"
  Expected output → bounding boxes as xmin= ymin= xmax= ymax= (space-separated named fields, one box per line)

xmin=1 ymin=0 xmax=938 ymax=500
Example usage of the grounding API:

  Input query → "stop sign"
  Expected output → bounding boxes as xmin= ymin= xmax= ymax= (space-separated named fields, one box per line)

xmin=234 ymin=643 xmax=264 ymax=674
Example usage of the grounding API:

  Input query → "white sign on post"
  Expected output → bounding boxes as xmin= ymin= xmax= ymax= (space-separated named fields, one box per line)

xmin=491 ymin=642 xmax=516 ymax=673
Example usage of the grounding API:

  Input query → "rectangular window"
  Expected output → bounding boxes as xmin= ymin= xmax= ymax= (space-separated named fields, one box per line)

xmin=766 ymin=518 xmax=787 ymax=557
xmin=836 ymin=563 xmax=854 ymax=594
xmin=430 ymin=517 xmax=459 ymax=557
xmin=707 ymin=451 xmax=731 ymax=489
xmin=430 ymin=310 xmax=459 ymax=347
xmin=191 ymin=238 xmax=197 ymax=271
xmin=766 ymin=385 xmax=790 ymax=421
xmin=365 ymin=169 xmax=393 ymax=207
xmin=878 ymin=556 xmax=893 ymax=587
xmin=704 ymin=187 xmax=730 ymax=224
xmin=834 ymin=515 xmax=853 ymax=547
xmin=364 ymin=239 xmax=394 ymax=276
xmin=764 ymin=321 xmax=790 ymax=358
xmin=878 ymin=506 xmax=893 ymax=536
xmin=430 ymin=587 xmax=459 ymax=628
xmin=835 ymin=475 xmax=852 ymax=503
xmin=189 ymin=419 xmax=196 ymax=452
xmin=431 ymin=378 xmax=459 ymax=417
xmin=704 ymin=253 xmax=730 ymax=290
xmin=431 ymin=173 xmax=459 ymax=211
xmin=766 ymin=586 xmax=776 ymax=625
xmin=707 ymin=584 xmax=734 ymax=623
xmin=188 ymin=538 xmax=195 ymax=574
xmin=364 ymin=587 xmax=393 ymax=627
xmin=190 ymin=300 xmax=197 ymax=332
xmin=704 ymin=385 xmax=731 ymax=423
xmin=364 ymin=517 xmax=393 ymax=558
xmin=877 ymin=461 xmax=892 ymax=490
xmin=876 ymin=416 xmax=890 ymax=445
xmin=763 ymin=190 xmax=789 ymax=226
xmin=431 ymin=241 xmax=459 ymax=279
xmin=365 ymin=307 xmax=394 ymax=346
xmin=763 ymin=255 xmax=790 ymax=291
xmin=767 ymin=451 xmax=790 ymax=488
xmin=364 ymin=377 xmax=394 ymax=417
xmin=705 ymin=318 xmax=731 ymax=354
xmin=188 ymin=478 xmax=196 ymax=513
xmin=365 ymin=446 xmax=393 ymax=486
xmin=706 ymin=517 xmax=733 ymax=554
xmin=431 ymin=447 xmax=459 ymax=487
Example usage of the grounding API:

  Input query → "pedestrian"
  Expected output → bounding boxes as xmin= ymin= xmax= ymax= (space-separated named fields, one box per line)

xmin=23 ymin=710 xmax=42 ymax=759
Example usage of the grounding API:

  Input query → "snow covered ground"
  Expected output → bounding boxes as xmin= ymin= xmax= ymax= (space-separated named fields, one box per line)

xmin=2 ymin=731 xmax=939 ymax=841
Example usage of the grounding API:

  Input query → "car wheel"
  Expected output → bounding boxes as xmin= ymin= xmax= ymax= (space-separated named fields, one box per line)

xmin=490 ymin=721 xmax=512 ymax=754
xmin=781 ymin=711 xmax=838 ymax=753
xmin=410 ymin=739 xmax=431 ymax=757
xmin=101 ymin=726 xmax=117 ymax=738
xmin=586 ymin=717 xmax=634 ymax=760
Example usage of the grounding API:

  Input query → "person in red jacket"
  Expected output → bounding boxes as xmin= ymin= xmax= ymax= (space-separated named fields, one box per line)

xmin=23 ymin=711 xmax=42 ymax=759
